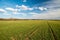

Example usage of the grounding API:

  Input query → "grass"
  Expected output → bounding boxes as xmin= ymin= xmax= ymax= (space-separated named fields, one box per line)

xmin=0 ymin=20 xmax=60 ymax=40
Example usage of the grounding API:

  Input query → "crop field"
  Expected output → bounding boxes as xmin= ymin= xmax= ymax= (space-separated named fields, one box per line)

xmin=0 ymin=20 xmax=60 ymax=40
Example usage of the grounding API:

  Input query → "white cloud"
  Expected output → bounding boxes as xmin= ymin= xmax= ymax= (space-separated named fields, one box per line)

xmin=20 ymin=5 xmax=28 ymax=10
xmin=5 ymin=8 xmax=17 ymax=12
xmin=5 ymin=7 xmax=18 ymax=14
xmin=0 ymin=9 xmax=7 ymax=13
xmin=0 ymin=0 xmax=60 ymax=19
xmin=39 ymin=7 xmax=47 ymax=11
xmin=16 ymin=5 xmax=47 ymax=11
xmin=20 ymin=13 xmax=27 ymax=16
xmin=28 ymin=8 xmax=33 ymax=10
xmin=5 ymin=7 xmax=31 ymax=15
xmin=29 ymin=12 xmax=38 ymax=16
xmin=30 ymin=9 xmax=60 ymax=19
xmin=16 ymin=5 xmax=33 ymax=11
xmin=3 ymin=13 xmax=11 ymax=16
xmin=13 ymin=12 xmax=27 ymax=16
xmin=28 ymin=0 xmax=60 ymax=19
xmin=42 ymin=0 xmax=60 ymax=10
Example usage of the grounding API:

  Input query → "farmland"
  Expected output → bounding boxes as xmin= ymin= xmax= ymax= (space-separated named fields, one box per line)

xmin=0 ymin=20 xmax=60 ymax=40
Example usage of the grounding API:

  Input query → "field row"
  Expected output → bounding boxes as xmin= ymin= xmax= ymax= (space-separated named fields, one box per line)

xmin=0 ymin=20 xmax=60 ymax=40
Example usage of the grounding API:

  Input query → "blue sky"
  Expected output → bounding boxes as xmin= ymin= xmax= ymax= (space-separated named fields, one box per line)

xmin=0 ymin=0 xmax=60 ymax=19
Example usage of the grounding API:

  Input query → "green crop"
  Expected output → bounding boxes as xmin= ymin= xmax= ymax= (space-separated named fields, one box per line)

xmin=0 ymin=20 xmax=60 ymax=40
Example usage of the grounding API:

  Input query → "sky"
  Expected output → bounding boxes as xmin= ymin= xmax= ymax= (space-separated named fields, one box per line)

xmin=0 ymin=0 xmax=60 ymax=19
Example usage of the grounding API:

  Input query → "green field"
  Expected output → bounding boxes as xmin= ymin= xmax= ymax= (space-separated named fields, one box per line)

xmin=0 ymin=20 xmax=60 ymax=40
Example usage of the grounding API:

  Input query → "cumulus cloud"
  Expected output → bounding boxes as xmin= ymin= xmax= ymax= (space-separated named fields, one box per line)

xmin=6 ymin=8 xmax=14 ymax=11
xmin=5 ymin=7 xmax=18 ymax=12
xmin=5 ymin=7 xmax=18 ymax=14
xmin=0 ymin=9 xmax=7 ymax=13
xmin=13 ymin=12 xmax=27 ymax=16
xmin=28 ymin=0 xmax=60 ymax=19
xmin=29 ymin=9 xmax=60 ymax=19
xmin=0 ymin=0 xmax=60 ymax=19
xmin=3 ymin=13 xmax=11 ymax=16
xmin=43 ymin=0 xmax=60 ymax=9
xmin=29 ymin=12 xmax=38 ymax=16
xmin=39 ymin=7 xmax=47 ymax=11
xmin=20 ymin=13 xmax=27 ymax=16
xmin=16 ymin=5 xmax=33 ymax=11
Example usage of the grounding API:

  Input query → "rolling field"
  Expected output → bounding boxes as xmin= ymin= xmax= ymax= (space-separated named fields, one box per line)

xmin=0 ymin=20 xmax=60 ymax=40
